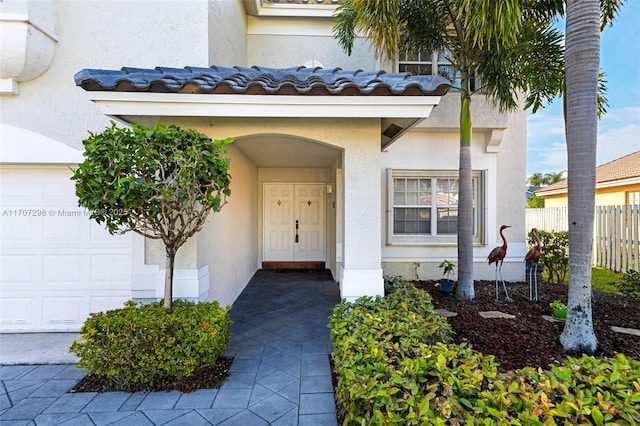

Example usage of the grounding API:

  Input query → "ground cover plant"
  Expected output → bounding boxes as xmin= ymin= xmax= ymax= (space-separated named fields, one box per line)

xmin=330 ymin=278 xmax=640 ymax=425
xmin=70 ymin=300 xmax=232 ymax=392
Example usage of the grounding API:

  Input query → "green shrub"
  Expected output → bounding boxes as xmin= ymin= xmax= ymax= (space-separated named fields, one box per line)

xmin=383 ymin=275 xmax=406 ymax=295
xmin=70 ymin=299 xmax=231 ymax=391
xmin=330 ymin=279 xmax=640 ymax=425
xmin=618 ymin=269 xmax=640 ymax=299
xmin=528 ymin=230 xmax=569 ymax=284
xmin=515 ymin=354 xmax=640 ymax=425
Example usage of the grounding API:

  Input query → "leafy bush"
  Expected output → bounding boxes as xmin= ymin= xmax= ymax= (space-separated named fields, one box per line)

xmin=618 ymin=269 xmax=640 ymax=299
xmin=70 ymin=299 xmax=231 ymax=391
xmin=528 ymin=229 xmax=569 ymax=284
xmin=330 ymin=279 xmax=640 ymax=425
xmin=383 ymin=275 xmax=406 ymax=295
xmin=515 ymin=354 xmax=640 ymax=425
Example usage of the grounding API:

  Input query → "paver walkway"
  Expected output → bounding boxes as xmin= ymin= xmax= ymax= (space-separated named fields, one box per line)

xmin=0 ymin=269 xmax=341 ymax=425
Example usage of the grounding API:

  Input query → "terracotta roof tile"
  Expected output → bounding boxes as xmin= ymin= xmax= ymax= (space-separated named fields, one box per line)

xmin=536 ymin=150 xmax=640 ymax=193
xmin=74 ymin=65 xmax=451 ymax=96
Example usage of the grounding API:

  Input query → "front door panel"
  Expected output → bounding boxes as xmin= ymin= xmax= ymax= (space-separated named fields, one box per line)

xmin=263 ymin=183 xmax=325 ymax=262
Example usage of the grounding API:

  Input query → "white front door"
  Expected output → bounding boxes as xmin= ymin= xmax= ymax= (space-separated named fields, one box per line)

xmin=263 ymin=183 xmax=325 ymax=262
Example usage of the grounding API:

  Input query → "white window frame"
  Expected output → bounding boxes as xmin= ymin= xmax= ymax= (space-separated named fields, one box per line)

xmin=627 ymin=191 xmax=640 ymax=206
xmin=398 ymin=48 xmax=480 ymax=91
xmin=386 ymin=169 xmax=486 ymax=245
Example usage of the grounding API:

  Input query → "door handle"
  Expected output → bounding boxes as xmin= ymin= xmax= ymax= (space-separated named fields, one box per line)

xmin=295 ymin=220 xmax=299 ymax=243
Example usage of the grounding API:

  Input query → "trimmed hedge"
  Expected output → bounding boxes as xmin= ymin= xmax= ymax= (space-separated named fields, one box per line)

xmin=70 ymin=299 xmax=231 ymax=391
xmin=330 ymin=279 xmax=640 ymax=425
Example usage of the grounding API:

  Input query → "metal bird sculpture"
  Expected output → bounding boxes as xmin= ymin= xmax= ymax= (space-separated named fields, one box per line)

xmin=488 ymin=225 xmax=513 ymax=302
xmin=525 ymin=228 xmax=542 ymax=301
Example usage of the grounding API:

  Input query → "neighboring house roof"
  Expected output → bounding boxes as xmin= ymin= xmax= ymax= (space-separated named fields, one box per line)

xmin=536 ymin=150 xmax=640 ymax=195
xmin=526 ymin=186 xmax=541 ymax=199
xmin=74 ymin=65 xmax=451 ymax=97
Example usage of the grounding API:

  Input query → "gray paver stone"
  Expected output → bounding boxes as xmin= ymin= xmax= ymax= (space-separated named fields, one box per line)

xmin=299 ymin=413 xmax=340 ymax=426
xmin=136 ymin=390 xmax=181 ymax=410
xmin=249 ymin=393 xmax=297 ymax=423
xmin=29 ymin=379 xmax=78 ymax=397
xmin=174 ymin=389 xmax=218 ymax=409
xmin=164 ymin=410 xmax=212 ymax=426
xmin=299 ymin=393 xmax=336 ymax=415
xmin=0 ymin=397 xmax=57 ymax=420
xmin=219 ymin=409 xmax=268 ymax=426
xmin=301 ymin=375 xmax=333 ymax=393
xmin=82 ymin=391 xmax=131 ymax=413
xmin=43 ymin=392 xmax=97 ymax=413
xmin=34 ymin=412 xmax=93 ymax=426
xmin=212 ymin=388 xmax=252 ymax=409
xmin=143 ymin=408 xmax=190 ymax=425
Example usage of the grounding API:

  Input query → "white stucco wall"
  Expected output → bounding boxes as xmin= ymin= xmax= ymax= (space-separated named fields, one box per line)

xmin=0 ymin=0 xmax=211 ymax=149
xmin=208 ymin=0 xmax=248 ymax=66
xmin=380 ymin=107 xmax=528 ymax=282
xmin=246 ymin=16 xmax=376 ymax=70
xmin=195 ymin=144 xmax=259 ymax=307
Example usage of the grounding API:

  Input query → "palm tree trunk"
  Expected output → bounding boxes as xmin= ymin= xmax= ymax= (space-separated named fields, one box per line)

xmin=164 ymin=244 xmax=176 ymax=311
xmin=456 ymin=83 xmax=475 ymax=300
xmin=560 ymin=0 xmax=600 ymax=355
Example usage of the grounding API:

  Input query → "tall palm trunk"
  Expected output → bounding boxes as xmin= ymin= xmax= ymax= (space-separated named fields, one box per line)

xmin=456 ymin=78 xmax=474 ymax=300
xmin=560 ymin=0 xmax=600 ymax=354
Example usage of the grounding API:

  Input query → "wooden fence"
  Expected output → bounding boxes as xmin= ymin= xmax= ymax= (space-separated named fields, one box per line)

xmin=526 ymin=205 xmax=640 ymax=273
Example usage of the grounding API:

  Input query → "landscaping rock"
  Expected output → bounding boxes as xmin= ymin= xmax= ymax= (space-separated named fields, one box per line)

xmin=435 ymin=308 xmax=458 ymax=318
xmin=478 ymin=311 xmax=516 ymax=319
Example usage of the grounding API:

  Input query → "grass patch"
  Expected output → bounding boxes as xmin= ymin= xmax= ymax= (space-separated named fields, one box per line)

xmin=543 ymin=266 xmax=624 ymax=294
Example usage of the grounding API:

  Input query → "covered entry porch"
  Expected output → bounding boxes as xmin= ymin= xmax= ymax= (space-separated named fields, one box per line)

xmin=75 ymin=65 xmax=450 ymax=304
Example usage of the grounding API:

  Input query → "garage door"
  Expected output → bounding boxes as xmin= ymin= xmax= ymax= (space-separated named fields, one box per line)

xmin=0 ymin=166 xmax=132 ymax=332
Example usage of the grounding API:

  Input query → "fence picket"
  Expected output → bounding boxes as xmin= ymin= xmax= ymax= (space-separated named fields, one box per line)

xmin=526 ymin=205 xmax=639 ymax=273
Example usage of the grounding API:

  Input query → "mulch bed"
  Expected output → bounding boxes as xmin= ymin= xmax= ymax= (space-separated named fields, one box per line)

xmin=416 ymin=279 xmax=640 ymax=372
xmin=70 ymin=357 xmax=233 ymax=393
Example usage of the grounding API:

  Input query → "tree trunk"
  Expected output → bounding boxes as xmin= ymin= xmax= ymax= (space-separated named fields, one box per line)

xmin=560 ymin=0 xmax=600 ymax=355
xmin=456 ymin=84 xmax=475 ymax=300
xmin=164 ymin=244 xmax=176 ymax=311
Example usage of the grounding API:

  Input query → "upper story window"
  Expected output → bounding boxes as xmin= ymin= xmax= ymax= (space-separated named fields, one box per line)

xmin=398 ymin=48 xmax=479 ymax=92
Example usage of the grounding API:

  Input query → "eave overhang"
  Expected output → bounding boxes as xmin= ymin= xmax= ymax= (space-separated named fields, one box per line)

xmin=85 ymin=92 xmax=442 ymax=149
xmin=76 ymin=65 xmax=451 ymax=149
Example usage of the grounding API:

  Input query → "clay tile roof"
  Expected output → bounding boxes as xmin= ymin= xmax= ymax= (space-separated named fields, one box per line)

xmin=536 ymin=150 xmax=640 ymax=193
xmin=74 ymin=65 xmax=452 ymax=96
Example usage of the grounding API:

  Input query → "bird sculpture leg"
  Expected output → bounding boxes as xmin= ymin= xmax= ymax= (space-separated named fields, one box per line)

xmin=499 ymin=261 xmax=513 ymax=302
xmin=528 ymin=264 xmax=533 ymax=301
xmin=533 ymin=262 xmax=539 ymax=301
xmin=495 ymin=264 xmax=500 ymax=302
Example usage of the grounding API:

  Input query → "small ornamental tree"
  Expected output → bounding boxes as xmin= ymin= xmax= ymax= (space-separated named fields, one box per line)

xmin=72 ymin=122 xmax=232 ymax=310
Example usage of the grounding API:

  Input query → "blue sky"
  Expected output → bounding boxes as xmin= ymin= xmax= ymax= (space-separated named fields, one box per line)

xmin=526 ymin=1 xmax=640 ymax=178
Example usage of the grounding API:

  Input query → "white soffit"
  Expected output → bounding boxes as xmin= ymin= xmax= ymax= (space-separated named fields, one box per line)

xmin=87 ymin=92 xmax=442 ymax=119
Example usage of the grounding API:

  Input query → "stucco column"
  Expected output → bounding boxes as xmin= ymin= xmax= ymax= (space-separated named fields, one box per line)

xmin=339 ymin=137 xmax=384 ymax=301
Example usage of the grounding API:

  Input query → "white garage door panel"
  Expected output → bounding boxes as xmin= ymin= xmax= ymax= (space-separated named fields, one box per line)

xmin=44 ymin=215 xmax=83 ymax=240
xmin=43 ymin=255 xmax=84 ymax=283
xmin=90 ymin=254 xmax=131 ymax=282
xmin=0 ymin=297 xmax=35 ymax=327
xmin=0 ymin=216 xmax=37 ymax=240
xmin=0 ymin=166 xmax=133 ymax=332
xmin=0 ymin=255 xmax=36 ymax=283
xmin=42 ymin=297 xmax=84 ymax=326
